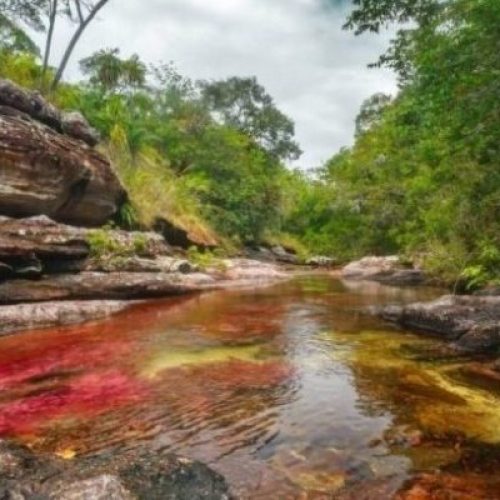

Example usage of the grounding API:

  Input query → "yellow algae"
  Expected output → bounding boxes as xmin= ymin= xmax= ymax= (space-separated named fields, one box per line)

xmin=55 ymin=448 xmax=76 ymax=460
xmin=289 ymin=471 xmax=346 ymax=493
xmin=324 ymin=328 xmax=500 ymax=444
xmin=142 ymin=343 xmax=271 ymax=378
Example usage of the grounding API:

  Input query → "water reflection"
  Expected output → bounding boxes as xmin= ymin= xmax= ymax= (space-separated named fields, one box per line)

xmin=0 ymin=275 xmax=499 ymax=498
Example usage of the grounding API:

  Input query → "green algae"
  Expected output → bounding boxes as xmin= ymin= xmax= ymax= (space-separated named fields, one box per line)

xmin=142 ymin=343 xmax=272 ymax=378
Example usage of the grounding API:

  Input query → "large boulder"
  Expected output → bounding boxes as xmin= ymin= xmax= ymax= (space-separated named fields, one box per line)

xmin=0 ymin=80 xmax=126 ymax=226
xmin=0 ymin=113 xmax=125 ymax=226
xmin=342 ymin=256 xmax=425 ymax=286
xmin=0 ymin=79 xmax=99 ymax=145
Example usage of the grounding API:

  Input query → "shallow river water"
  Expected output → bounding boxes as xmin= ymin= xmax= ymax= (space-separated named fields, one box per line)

xmin=1 ymin=275 xmax=500 ymax=498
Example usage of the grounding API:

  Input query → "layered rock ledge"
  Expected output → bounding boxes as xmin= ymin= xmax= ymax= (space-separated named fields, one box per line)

xmin=380 ymin=294 xmax=500 ymax=354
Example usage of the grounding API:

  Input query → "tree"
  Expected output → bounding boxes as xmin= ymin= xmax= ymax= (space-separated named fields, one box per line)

xmin=199 ymin=77 xmax=302 ymax=162
xmin=0 ymin=0 xmax=46 ymax=54
xmin=41 ymin=0 xmax=58 ymax=82
xmin=51 ymin=0 xmax=111 ymax=90
xmin=80 ymin=48 xmax=147 ymax=93
xmin=355 ymin=93 xmax=392 ymax=136
xmin=343 ymin=0 xmax=445 ymax=84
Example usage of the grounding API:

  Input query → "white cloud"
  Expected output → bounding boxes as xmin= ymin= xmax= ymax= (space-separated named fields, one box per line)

xmin=37 ymin=0 xmax=397 ymax=168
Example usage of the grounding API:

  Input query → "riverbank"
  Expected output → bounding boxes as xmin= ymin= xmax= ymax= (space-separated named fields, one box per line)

xmin=338 ymin=256 xmax=500 ymax=379
xmin=0 ymin=439 xmax=231 ymax=499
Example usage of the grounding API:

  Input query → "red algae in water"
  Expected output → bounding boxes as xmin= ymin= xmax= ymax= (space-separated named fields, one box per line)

xmin=0 ymin=370 xmax=148 ymax=436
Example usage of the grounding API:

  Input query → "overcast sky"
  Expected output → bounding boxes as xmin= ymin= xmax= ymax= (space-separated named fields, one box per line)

xmin=36 ymin=0 xmax=397 ymax=168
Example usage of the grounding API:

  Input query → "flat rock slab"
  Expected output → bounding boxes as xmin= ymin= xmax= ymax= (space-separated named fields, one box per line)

xmin=0 ymin=272 xmax=217 ymax=304
xmin=0 ymin=440 xmax=231 ymax=499
xmin=0 ymin=300 xmax=139 ymax=336
xmin=380 ymin=295 xmax=500 ymax=353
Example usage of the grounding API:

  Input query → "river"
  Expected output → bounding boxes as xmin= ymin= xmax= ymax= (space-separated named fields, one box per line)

xmin=0 ymin=274 xmax=499 ymax=498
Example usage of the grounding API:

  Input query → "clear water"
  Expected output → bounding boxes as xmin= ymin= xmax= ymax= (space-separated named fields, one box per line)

xmin=0 ymin=275 xmax=499 ymax=498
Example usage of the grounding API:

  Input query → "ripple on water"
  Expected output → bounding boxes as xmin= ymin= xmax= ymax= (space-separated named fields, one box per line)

xmin=0 ymin=276 xmax=499 ymax=498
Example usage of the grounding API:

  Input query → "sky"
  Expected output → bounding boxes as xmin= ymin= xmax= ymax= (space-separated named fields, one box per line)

xmin=36 ymin=0 xmax=397 ymax=169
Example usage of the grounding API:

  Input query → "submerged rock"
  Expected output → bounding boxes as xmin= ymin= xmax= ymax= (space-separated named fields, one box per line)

xmin=0 ymin=440 xmax=231 ymax=500
xmin=380 ymin=295 xmax=500 ymax=353
xmin=342 ymin=256 xmax=425 ymax=286
xmin=396 ymin=472 xmax=500 ymax=499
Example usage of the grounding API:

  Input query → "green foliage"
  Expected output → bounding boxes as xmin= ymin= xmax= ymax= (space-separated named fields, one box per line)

xmin=186 ymin=246 xmax=227 ymax=272
xmin=283 ymin=0 xmax=500 ymax=286
xmin=80 ymin=48 xmax=147 ymax=93
xmin=200 ymin=77 xmax=302 ymax=161
xmin=87 ymin=227 xmax=126 ymax=258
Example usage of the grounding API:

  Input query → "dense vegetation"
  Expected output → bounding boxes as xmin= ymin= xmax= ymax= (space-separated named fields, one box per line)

xmin=0 ymin=0 xmax=498 ymax=287
xmin=284 ymin=0 xmax=500 ymax=287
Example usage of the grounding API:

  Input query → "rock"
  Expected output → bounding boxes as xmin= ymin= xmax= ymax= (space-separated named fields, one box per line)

xmin=0 ymin=79 xmax=61 ymax=130
xmin=244 ymin=245 xmax=298 ymax=264
xmin=244 ymin=246 xmax=276 ymax=262
xmin=0 ymin=216 xmax=171 ymax=278
xmin=0 ymin=272 xmax=217 ymax=304
xmin=475 ymin=285 xmax=500 ymax=296
xmin=494 ymin=358 xmax=500 ymax=372
xmin=0 ymin=113 xmax=126 ymax=226
xmin=271 ymin=245 xmax=298 ymax=264
xmin=87 ymin=256 xmax=192 ymax=274
xmin=154 ymin=217 xmax=218 ymax=250
xmin=12 ymin=254 xmax=43 ymax=280
xmin=396 ymin=472 xmax=500 ymax=499
xmin=342 ymin=256 xmax=425 ymax=286
xmin=0 ymin=79 xmax=99 ymax=146
xmin=306 ymin=256 xmax=337 ymax=267
xmin=61 ymin=111 xmax=100 ymax=147
xmin=0 ymin=300 xmax=138 ymax=336
xmin=48 ymin=474 xmax=133 ymax=500
xmin=0 ymin=440 xmax=231 ymax=500
xmin=221 ymin=258 xmax=287 ymax=281
xmin=0 ymin=261 xmax=13 ymax=279
xmin=380 ymin=295 xmax=500 ymax=353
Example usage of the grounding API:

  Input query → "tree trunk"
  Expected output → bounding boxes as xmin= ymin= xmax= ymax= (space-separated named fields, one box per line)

xmin=51 ymin=0 xmax=110 ymax=91
xmin=41 ymin=0 xmax=58 ymax=89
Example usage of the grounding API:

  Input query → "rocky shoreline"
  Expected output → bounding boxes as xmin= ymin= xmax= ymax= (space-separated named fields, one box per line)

xmin=340 ymin=256 xmax=500 ymax=377
xmin=0 ymin=440 xmax=231 ymax=499
xmin=0 ymin=80 xmax=294 ymax=339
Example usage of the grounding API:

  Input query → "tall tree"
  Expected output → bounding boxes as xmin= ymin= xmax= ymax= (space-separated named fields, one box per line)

xmin=51 ymin=0 xmax=111 ymax=90
xmin=80 ymin=48 xmax=147 ymax=93
xmin=41 ymin=0 xmax=58 ymax=82
xmin=199 ymin=77 xmax=302 ymax=162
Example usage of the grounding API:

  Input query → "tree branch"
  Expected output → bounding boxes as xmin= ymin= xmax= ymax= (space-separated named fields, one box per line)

xmin=51 ymin=0 xmax=110 ymax=91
